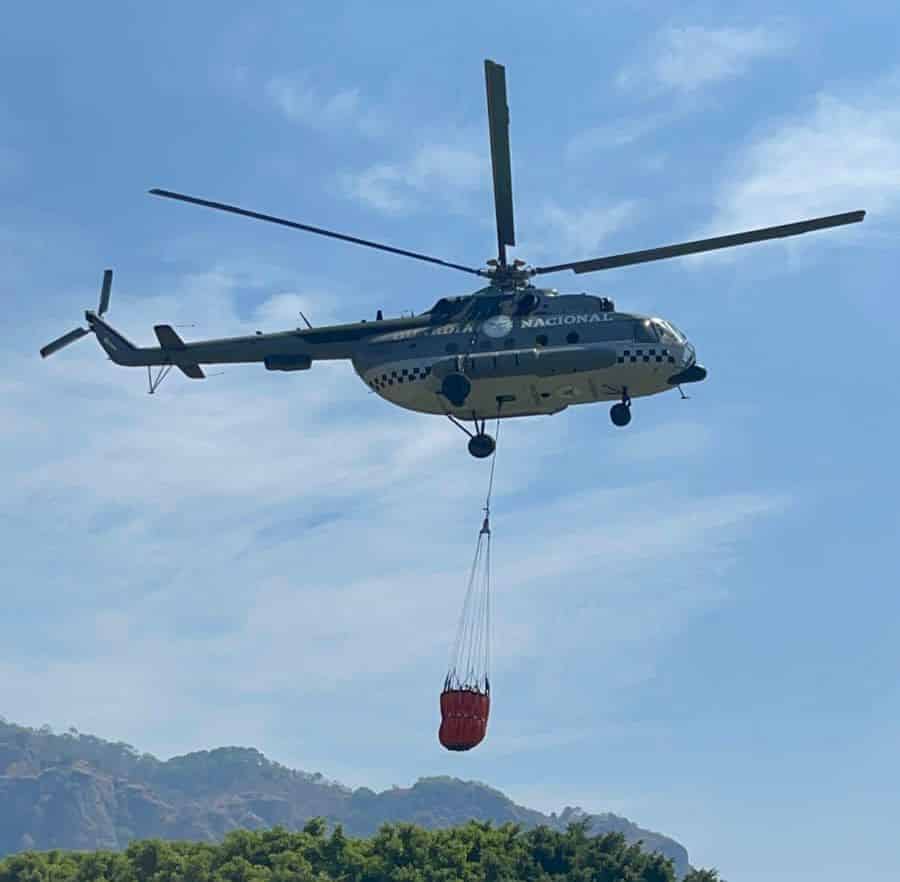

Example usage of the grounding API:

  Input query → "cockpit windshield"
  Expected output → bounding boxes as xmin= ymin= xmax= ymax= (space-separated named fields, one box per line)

xmin=653 ymin=319 xmax=686 ymax=343
xmin=667 ymin=321 xmax=687 ymax=341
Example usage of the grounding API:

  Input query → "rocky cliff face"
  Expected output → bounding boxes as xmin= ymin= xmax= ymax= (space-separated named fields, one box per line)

xmin=0 ymin=719 xmax=689 ymax=876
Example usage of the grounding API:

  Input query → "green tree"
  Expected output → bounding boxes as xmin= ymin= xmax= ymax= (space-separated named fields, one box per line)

xmin=0 ymin=822 xmax=715 ymax=882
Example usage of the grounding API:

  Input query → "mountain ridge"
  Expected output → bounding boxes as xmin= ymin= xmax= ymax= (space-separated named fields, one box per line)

xmin=0 ymin=717 xmax=689 ymax=876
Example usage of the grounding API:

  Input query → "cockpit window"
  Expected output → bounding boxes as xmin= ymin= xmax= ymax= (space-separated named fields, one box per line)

xmin=652 ymin=319 xmax=689 ymax=343
xmin=634 ymin=320 xmax=658 ymax=343
xmin=653 ymin=320 xmax=680 ymax=344
xmin=666 ymin=321 xmax=687 ymax=342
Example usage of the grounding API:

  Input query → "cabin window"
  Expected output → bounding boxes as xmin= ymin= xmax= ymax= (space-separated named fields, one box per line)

xmin=590 ymin=321 xmax=634 ymax=342
xmin=536 ymin=334 xmax=549 ymax=347
xmin=566 ymin=331 xmax=580 ymax=344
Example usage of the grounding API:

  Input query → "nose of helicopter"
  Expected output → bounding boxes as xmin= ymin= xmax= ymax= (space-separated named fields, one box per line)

xmin=667 ymin=343 xmax=707 ymax=385
xmin=668 ymin=362 xmax=707 ymax=385
xmin=665 ymin=339 xmax=706 ymax=385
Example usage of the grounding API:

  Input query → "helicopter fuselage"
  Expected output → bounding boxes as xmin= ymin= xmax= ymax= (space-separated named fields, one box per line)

xmin=80 ymin=285 xmax=705 ymax=423
xmin=351 ymin=289 xmax=703 ymax=420
xmin=42 ymin=57 xmax=863 ymax=457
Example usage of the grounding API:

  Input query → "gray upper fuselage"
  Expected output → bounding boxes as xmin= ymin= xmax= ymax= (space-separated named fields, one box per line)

xmin=351 ymin=288 xmax=661 ymax=373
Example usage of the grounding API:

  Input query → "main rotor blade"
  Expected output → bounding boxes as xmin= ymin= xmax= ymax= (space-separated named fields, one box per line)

xmin=149 ymin=189 xmax=483 ymax=277
xmin=534 ymin=210 xmax=867 ymax=275
xmin=484 ymin=60 xmax=516 ymax=264
xmin=40 ymin=327 xmax=89 ymax=358
xmin=98 ymin=269 xmax=113 ymax=316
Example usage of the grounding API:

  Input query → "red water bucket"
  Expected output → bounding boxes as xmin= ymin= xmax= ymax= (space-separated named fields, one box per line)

xmin=438 ymin=687 xmax=490 ymax=751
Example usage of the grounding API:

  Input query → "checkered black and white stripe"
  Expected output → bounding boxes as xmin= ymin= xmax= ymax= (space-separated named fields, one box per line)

xmin=370 ymin=346 xmax=677 ymax=393
xmin=616 ymin=348 xmax=677 ymax=365
xmin=369 ymin=364 xmax=433 ymax=392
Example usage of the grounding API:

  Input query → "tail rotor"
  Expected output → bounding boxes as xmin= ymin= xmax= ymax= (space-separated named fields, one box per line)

xmin=40 ymin=270 xmax=113 ymax=358
xmin=97 ymin=269 xmax=112 ymax=317
xmin=40 ymin=327 xmax=91 ymax=358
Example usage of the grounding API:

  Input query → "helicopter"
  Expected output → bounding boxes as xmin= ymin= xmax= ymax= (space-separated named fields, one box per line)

xmin=41 ymin=60 xmax=865 ymax=458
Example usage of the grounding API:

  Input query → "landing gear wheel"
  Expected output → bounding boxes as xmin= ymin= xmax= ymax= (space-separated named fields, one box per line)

xmin=468 ymin=434 xmax=496 ymax=459
xmin=610 ymin=402 xmax=631 ymax=427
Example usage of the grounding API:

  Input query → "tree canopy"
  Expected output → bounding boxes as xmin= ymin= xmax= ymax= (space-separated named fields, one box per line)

xmin=0 ymin=821 xmax=723 ymax=882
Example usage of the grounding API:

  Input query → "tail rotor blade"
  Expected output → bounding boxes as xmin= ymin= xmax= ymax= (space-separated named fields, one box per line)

xmin=98 ymin=269 xmax=113 ymax=315
xmin=40 ymin=327 xmax=90 ymax=358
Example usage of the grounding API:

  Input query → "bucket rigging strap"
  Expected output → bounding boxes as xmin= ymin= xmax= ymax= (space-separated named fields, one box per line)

xmin=447 ymin=416 xmax=501 ymax=692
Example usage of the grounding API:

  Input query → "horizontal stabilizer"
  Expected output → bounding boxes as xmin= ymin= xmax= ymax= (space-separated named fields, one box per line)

xmin=153 ymin=325 xmax=204 ymax=377
xmin=154 ymin=324 xmax=186 ymax=349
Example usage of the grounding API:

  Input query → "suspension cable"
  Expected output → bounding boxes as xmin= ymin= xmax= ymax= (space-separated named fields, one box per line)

xmin=483 ymin=415 xmax=502 ymax=527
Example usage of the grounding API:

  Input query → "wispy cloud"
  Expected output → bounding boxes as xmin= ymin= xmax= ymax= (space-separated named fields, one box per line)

xmin=340 ymin=141 xmax=488 ymax=215
xmin=265 ymin=75 xmax=385 ymax=137
xmin=518 ymin=200 xmax=637 ymax=262
xmin=618 ymin=25 xmax=791 ymax=95
xmin=3 ymin=264 xmax=783 ymax=768
xmin=610 ymin=419 xmax=713 ymax=464
xmin=566 ymin=113 xmax=676 ymax=161
xmin=701 ymin=73 xmax=900 ymax=237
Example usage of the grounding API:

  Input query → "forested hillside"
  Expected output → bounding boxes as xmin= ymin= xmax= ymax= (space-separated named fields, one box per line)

xmin=0 ymin=822 xmax=724 ymax=882
xmin=0 ymin=718 xmax=690 ymax=877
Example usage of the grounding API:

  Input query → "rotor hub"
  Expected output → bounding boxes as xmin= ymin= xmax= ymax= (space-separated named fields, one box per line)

xmin=480 ymin=258 xmax=535 ymax=290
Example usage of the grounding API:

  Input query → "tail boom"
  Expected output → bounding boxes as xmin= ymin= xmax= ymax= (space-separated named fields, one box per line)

xmin=85 ymin=313 xmax=330 ymax=370
xmin=86 ymin=312 xmax=142 ymax=365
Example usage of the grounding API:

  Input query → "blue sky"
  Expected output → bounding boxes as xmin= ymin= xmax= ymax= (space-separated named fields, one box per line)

xmin=2 ymin=2 xmax=899 ymax=879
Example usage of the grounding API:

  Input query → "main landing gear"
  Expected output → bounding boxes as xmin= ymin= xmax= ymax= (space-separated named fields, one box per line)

xmin=610 ymin=388 xmax=632 ymax=427
xmin=448 ymin=414 xmax=497 ymax=459
xmin=468 ymin=433 xmax=496 ymax=459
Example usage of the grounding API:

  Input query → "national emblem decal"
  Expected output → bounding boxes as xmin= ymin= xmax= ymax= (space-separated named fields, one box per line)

xmin=481 ymin=314 xmax=514 ymax=339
